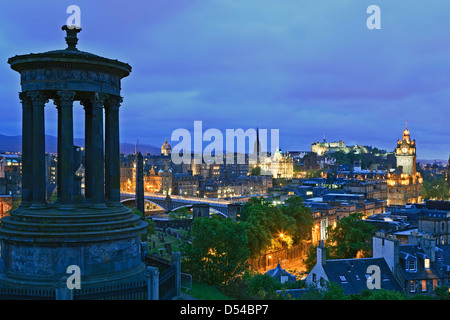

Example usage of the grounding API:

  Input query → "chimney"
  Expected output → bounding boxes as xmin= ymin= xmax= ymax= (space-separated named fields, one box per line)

xmin=420 ymin=234 xmax=436 ymax=262
xmin=317 ymin=240 xmax=327 ymax=266
xmin=373 ymin=233 xmax=399 ymax=273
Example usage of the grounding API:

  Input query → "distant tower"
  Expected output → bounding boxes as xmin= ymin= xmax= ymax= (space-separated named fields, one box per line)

xmin=161 ymin=138 xmax=171 ymax=156
xmin=253 ymin=127 xmax=261 ymax=164
xmin=395 ymin=124 xmax=416 ymax=176
xmin=447 ymin=154 xmax=450 ymax=191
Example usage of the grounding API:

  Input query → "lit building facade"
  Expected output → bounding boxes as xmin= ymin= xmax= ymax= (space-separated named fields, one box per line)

xmin=387 ymin=126 xmax=423 ymax=206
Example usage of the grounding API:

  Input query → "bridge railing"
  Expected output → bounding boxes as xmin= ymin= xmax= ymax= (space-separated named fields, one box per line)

xmin=121 ymin=192 xmax=233 ymax=205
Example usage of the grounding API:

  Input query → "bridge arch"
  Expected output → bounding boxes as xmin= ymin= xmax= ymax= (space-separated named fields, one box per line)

xmin=120 ymin=198 xmax=166 ymax=213
xmin=168 ymin=205 xmax=228 ymax=218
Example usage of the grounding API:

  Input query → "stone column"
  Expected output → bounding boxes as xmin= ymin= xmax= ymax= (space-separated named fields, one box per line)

xmin=56 ymin=90 xmax=76 ymax=209
xmin=90 ymin=93 xmax=107 ymax=208
xmin=19 ymin=92 xmax=33 ymax=206
xmin=144 ymin=266 xmax=159 ymax=300
xmin=28 ymin=91 xmax=48 ymax=208
xmin=171 ymin=252 xmax=181 ymax=300
xmin=105 ymin=95 xmax=122 ymax=206
xmin=81 ymin=100 xmax=92 ymax=203
xmin=56 ymin=100 xmax=61 ymax=203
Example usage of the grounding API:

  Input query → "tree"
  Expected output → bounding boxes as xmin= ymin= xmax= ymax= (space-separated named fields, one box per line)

xmin=325 ymin=212 xmax=376 ymax=259
xmin=250 ymin=166 xmax=261 ymax=176
xmin=300 ymin=281 xmax=348 ymax=300
xmin=303 ymin=245 xmax=318 ymax=272
xmin=169 ymin=206 xmax=192 ymax=220
xmin=434 ymin=286 xmax=450 ymax=300
xmin=239 ymin=197 xmax=297 ymax=257
xmin=280 ymin=196 xmax=314 ymax=242
xmin=182 ymin=216 xmax=250 ymax=285
xmin=422 ymin=176 xmax=449 ymax=201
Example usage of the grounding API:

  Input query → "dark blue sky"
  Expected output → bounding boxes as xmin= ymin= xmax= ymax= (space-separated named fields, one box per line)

xmin=1 ymin=0 xmax=450 ymax=159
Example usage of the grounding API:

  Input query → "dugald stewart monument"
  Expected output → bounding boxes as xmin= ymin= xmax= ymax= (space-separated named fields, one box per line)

xmin=0 ymin=25 xmax=148 ymax=295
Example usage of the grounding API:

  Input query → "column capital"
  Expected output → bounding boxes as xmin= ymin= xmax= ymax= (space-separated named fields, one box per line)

xmin=92 ymin=92 xmax=109 ymax=108
xmin=27 ymin=91 xmax=48 ymax=106
xmin=18 ymin=92 xmax=31 ymax=104
xmin=56 ymin=90 xmax=76 ymax=105
xmin=106 ymin=95 xmax=123 ymax=110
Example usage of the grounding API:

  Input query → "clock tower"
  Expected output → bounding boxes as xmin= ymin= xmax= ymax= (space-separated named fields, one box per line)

xmin=395 ymin=125 xmax=416 ymax=176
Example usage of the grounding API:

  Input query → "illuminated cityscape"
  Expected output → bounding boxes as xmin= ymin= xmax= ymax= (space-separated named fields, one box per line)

xmin=0 ymin=0 xmax=449 ymax=311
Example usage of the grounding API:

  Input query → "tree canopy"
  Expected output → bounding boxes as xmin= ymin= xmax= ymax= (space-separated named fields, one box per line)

xmin=239 ymin=197 xmax=313 ymax=258
xmin=325 ymin=212 xmax=376 ymax=259
xmin=182 ymin=216 xmax=250 ymax=285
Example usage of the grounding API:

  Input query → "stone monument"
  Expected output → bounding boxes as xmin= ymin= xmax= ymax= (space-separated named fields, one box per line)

xmin=0 ymin=25 xmax=148 ymax=292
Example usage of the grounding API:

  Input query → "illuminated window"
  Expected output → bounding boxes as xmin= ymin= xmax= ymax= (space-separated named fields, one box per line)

xmin=421 ymin=280 xmax=427 ymax=292
xmin=424 ymin=258 xmax=430 ymax=269
xmin=433 ymin=279 xmax=438 ymax=290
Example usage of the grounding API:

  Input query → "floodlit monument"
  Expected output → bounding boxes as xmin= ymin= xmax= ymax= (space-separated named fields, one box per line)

xmin=0 ymin=25 xmax=148 ymax=295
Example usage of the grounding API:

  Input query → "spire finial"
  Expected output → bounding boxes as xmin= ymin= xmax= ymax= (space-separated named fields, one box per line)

xmin=62 ymin=25 xmax=81 ymax=50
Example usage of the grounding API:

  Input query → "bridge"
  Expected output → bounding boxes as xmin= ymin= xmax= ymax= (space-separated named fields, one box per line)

xmin=120 ymin=192 xmax=244 ymax=220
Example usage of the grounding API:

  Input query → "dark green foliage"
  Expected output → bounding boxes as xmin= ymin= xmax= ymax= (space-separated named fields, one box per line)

xmin=280 ymin=197 xmax=314 ymax=242
xmin=422 ymin=174 xmax=449 ymax=201
xmin=250 ymin=166 xmax=261 ymax=176
xmin=239 ymin=197 xmax=313 ymax=258
xmin=325 ymin=212 xmax=376 ymax=259
xmin=169 ymin=206 xmax=192 ymax=220
xmin=182 ymin=216 xmax=250 ymax=285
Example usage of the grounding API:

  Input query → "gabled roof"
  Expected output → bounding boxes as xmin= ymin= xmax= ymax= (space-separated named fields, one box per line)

xmin=265 ymin=262 xmax=296 ymax=282
xmin=323 ymin=257 xmax=402 ymax=295
xmin=396 ymin=244 xmax=444 ymax=281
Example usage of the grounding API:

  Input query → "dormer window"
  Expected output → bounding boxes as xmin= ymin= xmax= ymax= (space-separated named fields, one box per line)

xmin=424 ymin=258 xmax=430 ymax=269
xmin=406 ymin=259 xmax=417 ymax=271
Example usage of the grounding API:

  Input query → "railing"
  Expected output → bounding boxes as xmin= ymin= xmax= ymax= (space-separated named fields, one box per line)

xmin=121 ymin=192 xmax=232 ymax=205
xmin=73 ymin=280 xmax=147 ymax=300
xmin=181 ymin=273 xmax=192 ymax=293
xmin=0 ymin=286 xmax=55 ymax=300
xmin=159 ymin=265 xmax=176 ymax=300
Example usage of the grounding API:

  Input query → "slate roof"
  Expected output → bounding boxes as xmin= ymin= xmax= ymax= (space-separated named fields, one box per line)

xmin=323 ymin=257 xmax=403 ymax=295
xmin=396 ymin=245 xmax=446 ymax=282
xmin=265 ymin=262 xmax=296 ymax=283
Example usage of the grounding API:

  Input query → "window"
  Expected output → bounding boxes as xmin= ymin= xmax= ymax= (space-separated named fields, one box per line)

xmin=433 ymin=279 xmax=438 ymax=290
xmin=339 ymin=276 xmax=347 ymax=283
xmin=424 ymin=259 xmax=430 ymax=269
xmin=421 ymin=280 xmax=427 ymax=292
xmin=312 ymin=273 xmax=316 ymax=282
xmin=409 ymin=280 xmax=416 ymax=293
xmin=406 ymin=259 xmax=416 ymax=271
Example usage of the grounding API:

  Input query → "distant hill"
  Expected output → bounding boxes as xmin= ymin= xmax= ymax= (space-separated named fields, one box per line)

xmin=0 ymin=134 xmax=160 ymax=155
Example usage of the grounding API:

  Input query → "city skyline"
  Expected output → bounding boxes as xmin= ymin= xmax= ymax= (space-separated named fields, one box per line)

xmin=0 ymin=1 xmax=450 ymax=159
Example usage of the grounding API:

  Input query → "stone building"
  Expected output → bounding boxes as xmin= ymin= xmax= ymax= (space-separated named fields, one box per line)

xmin=387 ymin=126 xmax=423 ymax=206
xmin=161 ymin=138 xmax=171 ymax=156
